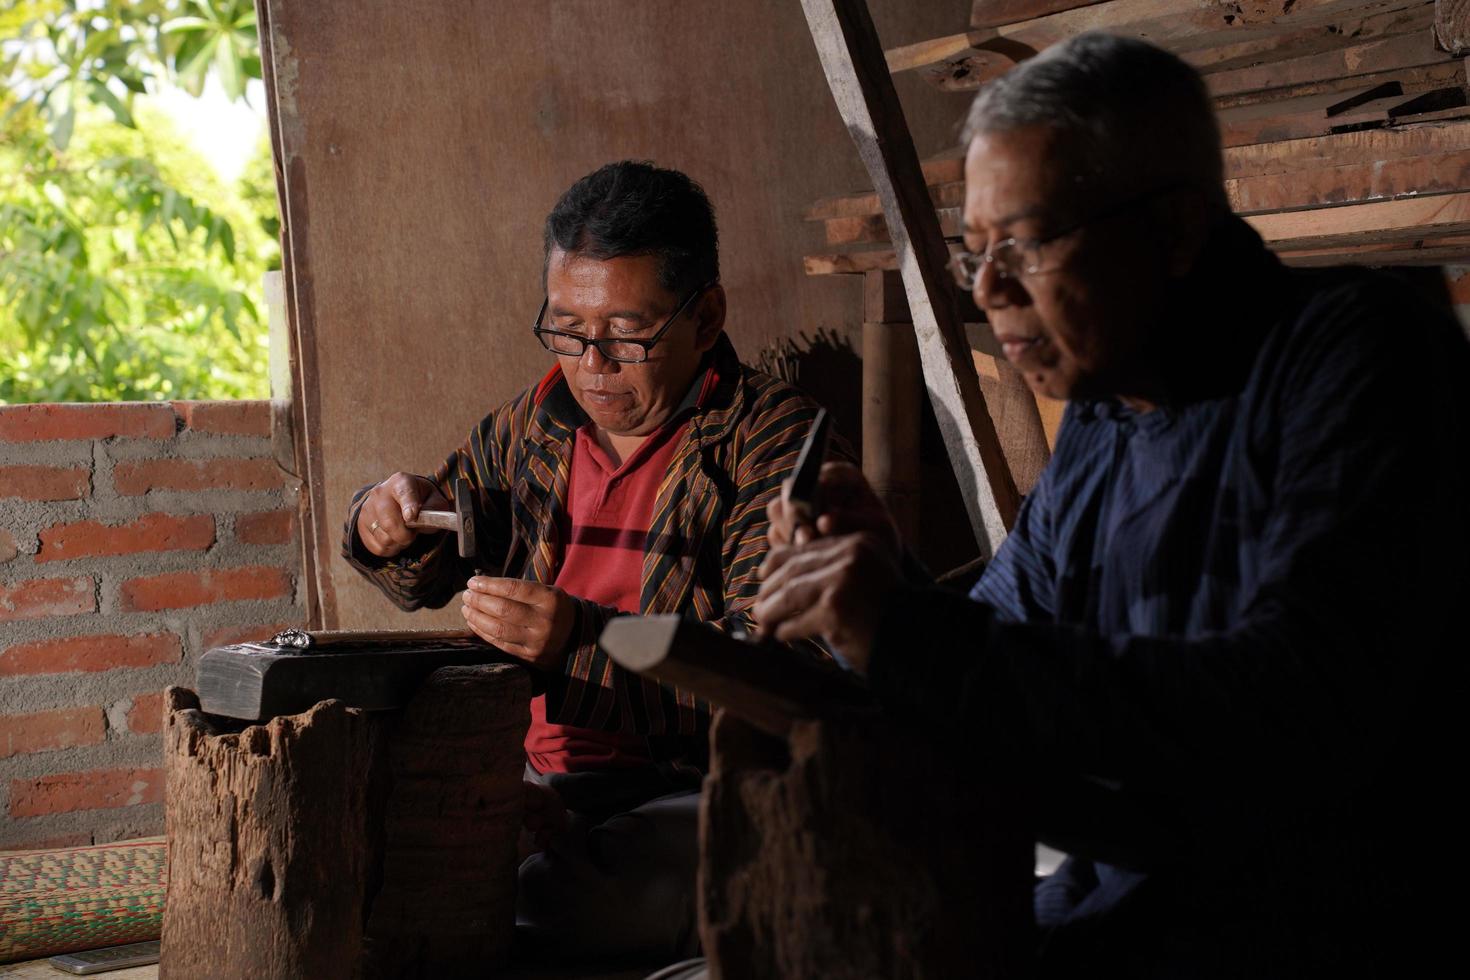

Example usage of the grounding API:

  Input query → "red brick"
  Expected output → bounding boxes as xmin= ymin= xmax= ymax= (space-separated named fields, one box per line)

xmin=0 ymin=633 xmax=180 ymax=676
xmin=0 ymin=465 xmax=90 ymax=501
xmin=235 ymin=509 xmax=295 ymax=545
xmin=202 ymin=622 xmax=293 ymax=650
xmin=37 ymin=514 xmax=215 ymax=563
xmin=0 ymin=706 xmax=106 ymax=759
xmin=0 ymin=404 xmax=174 ymax=443
xmin=0 ymin=831 xmax=94 ymax=852
xmin=113 ymin=457 xmax=281 ymax=494
xmin=0 ymin=577 xmax=94 ymax=622
xmin=124 ymin=691 xmax=166 ymax=735
xmin=174 ymin=401 xmax=271 ymax=437
xmin=9 ymin=767 xmax=164 ymax=817
xmin=119 ymin=566 xmax=291 ymax=612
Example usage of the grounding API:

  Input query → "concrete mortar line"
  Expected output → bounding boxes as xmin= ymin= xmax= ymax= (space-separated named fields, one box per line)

xmin=0 ymin=659 xmax=195 ymax=715
xmin=0 ymin=441 xmax=97 ymax=467
xmin=103 ymin=430 xmax=273 ymax=461
xmin=0 ymin=731 xmax=168 ymax=782
xmin=0 ymin=804 xmax=167 ymax=848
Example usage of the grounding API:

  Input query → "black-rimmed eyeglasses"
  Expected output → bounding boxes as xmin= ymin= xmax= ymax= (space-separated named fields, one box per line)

xmin=532 ymin=279 xmax=718 ymax=364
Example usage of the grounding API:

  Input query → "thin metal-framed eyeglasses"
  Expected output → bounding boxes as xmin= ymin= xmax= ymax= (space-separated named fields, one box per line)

xmin=531 ymin=278 xmax=719 ymax=363
xmin=947 ymin=183 xmax=1185 ymax=289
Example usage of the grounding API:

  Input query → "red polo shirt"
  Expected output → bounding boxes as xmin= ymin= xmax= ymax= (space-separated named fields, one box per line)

xmin=524 ymin=414 xmax=691 ymax=773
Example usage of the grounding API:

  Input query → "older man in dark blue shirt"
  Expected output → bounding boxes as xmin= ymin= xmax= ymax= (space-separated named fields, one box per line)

xmin=755 ymin=32 xmax=1468 ymax=979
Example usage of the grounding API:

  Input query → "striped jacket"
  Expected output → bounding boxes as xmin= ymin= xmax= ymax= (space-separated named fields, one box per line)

xmin=343 ymin=333 xmax=842 ymax=753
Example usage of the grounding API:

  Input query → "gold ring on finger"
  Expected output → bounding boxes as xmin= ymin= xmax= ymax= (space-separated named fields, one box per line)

xmin=369 ymin=520 xmax=382 ymax=534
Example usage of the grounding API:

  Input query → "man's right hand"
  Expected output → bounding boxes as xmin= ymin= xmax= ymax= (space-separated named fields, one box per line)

xmin=766 ymin=461 xmax=900 ymax=558
xmin=355 ymin=472 xmax=449 ymax=558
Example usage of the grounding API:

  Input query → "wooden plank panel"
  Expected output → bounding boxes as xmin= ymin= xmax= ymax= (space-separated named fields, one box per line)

xmin=1212 ymin=73 xmax=1468 ymax=145
xmin=1246 ymin=190 xmax=1470 ymax=247
xmin=1187 ymin=2 xmax=1436 ymax=74
xmin=981 ymin=0 xmax=1421 ymax=57
xmin=1228 ymin=147 xmax=1470 ymax=212
xmin=971 ymin=0 xmax=1106 ymax=29
xmin=801 ymin=0 xmax=1020 ymax=556
xmin=1211 ymin=54 xmax=1464 ymax=110
xmin=1206 ymin=27 xmax=1445 ymax=97
xmin=1277 ymin=232 xmax=1470 ymax=263
xmin=1223 ymin=117 xmax=1470 ymax=176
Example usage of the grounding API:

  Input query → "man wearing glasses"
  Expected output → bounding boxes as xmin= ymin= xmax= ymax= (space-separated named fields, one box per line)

xmin=344 ymin=161 xmax=838 ymax=961
xmin=756 ymin=32 xmax=1466 ymax=978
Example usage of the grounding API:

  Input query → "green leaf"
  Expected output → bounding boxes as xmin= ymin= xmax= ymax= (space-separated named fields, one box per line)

xmin=215 ymin=35 xmax=243 ymax=101
xmin=87 ymin=80 xmax=134 ymax=128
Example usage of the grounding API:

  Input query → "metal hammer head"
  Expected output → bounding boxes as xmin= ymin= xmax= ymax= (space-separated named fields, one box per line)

xmin=452 ymin=477 xmax=476 ymax=560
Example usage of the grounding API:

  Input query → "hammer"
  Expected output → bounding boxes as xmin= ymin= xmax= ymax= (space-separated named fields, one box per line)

xmin=405 ymin=476 xmax=479 ymax=564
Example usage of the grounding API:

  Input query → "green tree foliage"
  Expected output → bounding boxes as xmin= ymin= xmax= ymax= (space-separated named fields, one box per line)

xmin=1 ymin=0 xmax=274 ymax=403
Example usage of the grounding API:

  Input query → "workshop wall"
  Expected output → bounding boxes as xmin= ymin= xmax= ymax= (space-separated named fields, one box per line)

xmin=0 ymin=401 xmax=304 ymax=849
xmin=260 ymin=0 xmax=978 ymax=630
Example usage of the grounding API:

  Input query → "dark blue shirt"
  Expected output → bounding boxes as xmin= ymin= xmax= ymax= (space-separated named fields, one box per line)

xmin=871 ymin=219 xmax=1470 ymax=977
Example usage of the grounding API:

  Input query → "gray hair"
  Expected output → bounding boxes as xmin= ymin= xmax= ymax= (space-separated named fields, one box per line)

xmin=963 ymin=32 xmax=1226 ymax=206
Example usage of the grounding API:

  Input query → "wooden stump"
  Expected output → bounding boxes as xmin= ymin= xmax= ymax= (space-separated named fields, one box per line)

xmin=161 ymin=662 xmax=530 ymax=979
xmin=699 ymin=710 xmax=1034 ymax=979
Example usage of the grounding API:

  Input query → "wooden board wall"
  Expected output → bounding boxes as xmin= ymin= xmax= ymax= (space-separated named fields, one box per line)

xmin=260 ymin=0 xmax=974 ymax=629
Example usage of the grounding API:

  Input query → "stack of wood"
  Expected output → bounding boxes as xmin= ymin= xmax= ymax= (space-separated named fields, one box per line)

xmin=806 ymin=0 xmax=1470 ymax=271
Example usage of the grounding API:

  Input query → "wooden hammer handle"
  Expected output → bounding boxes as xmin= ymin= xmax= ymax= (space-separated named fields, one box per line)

xmin=405 ymin=509 xmax=458 ymax=531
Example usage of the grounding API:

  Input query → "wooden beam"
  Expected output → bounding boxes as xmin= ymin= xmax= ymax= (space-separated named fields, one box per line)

xmin=1437 ymin=0 xmax=1470 ymax=54
xmin=257 ymin=0 xmax=333 ymax=629
xmin=195 ymin=633 xmax=513 ymax=720
xmin=805 ymin=169 xmax=965 ymax=222
xmin=966 ymin=0 xmax=1421 ymax=59
xmin=1211 ymin=55 xmax=1466 ymax=112
xmin=825 ymin=207 xmax=964 ymax=246
xmin=597 ymin=616 xmax=873 ymax=738
xmin=800 ymin=0 xmax=1019 ymax=555
xmin=862 ymin=270 xmax=922 ymax=543
xmin=1223 ymin=118 xmax=1470 ymax=177
xmin=1206 ymin=27 xmax=1446 ymax=98
xmin=1276 ymin=232 xmax=1470 ymax=264
xmin=1187 ymin=2 xmax=1436 ymax=74
xmin=885 ymin=30 xmax=993 ymax=71
xmin=1211 ymin=61 xmax=1464 ymax=143
xmin=1246 ymin=189 xmax=1470 ymax=248
xmin=971 ymin=0 xmax=1107 ymax=29
xmin=1229 ymin=146 xmax=1470 ymax=213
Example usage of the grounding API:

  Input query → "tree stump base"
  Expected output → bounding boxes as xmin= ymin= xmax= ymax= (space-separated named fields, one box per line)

xmin=699 ymin=710 xmax=1034 ymax=979
xmin=161 ymin=662 xmax=530 ymax=979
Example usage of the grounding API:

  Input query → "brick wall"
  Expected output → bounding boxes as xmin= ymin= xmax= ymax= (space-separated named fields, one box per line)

xmin=0 ymin=401 xmax=303 ymax=849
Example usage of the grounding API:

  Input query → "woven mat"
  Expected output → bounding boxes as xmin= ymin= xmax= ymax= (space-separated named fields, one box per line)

xmin=0 ymin=838 xmax=165 ymax=964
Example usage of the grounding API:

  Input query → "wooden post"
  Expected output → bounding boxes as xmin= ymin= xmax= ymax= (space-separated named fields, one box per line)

xmin=699 ymin=712 xmax=1034 ymax=979
xmin=1437 ymin=0 xmax=1470 ymax=56
xmin=862 ymin=270 xmax=922 ymax=543
xmin=599 ymin=618 xmax=1034 ymax=976
xmin=801 ymin=0 xmax=1020 ymax=559
xmin=161 ymin=663 xmax=530 ymax=979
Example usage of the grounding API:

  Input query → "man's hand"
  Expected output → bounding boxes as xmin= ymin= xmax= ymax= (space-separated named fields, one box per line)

xmin=768 ymin=461 xmax=900 ymax=558
xmin=461 ymin=577 xmax=576 ymax=669
xmin=753 ymin=531 xmax=901 ymax=674
xmin=356 ymin=472 xmax=449 ymax=558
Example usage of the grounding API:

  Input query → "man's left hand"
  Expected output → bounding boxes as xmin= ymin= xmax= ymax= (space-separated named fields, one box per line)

xmin=461 ymin=577 xmax=575 ymax=669
xmin=754 ymin=532 xmax=900 ymax=674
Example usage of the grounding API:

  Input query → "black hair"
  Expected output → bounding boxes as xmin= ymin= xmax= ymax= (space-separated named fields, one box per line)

xmin=543 ymin=161 xmax=720 ymax=295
